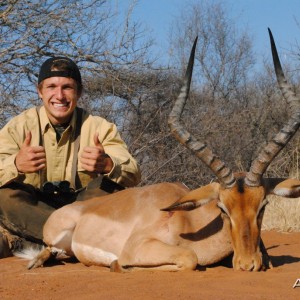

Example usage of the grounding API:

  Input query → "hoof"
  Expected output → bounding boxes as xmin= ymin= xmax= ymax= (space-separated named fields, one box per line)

xmin=110 ymin=260 xmax=128 ymax=273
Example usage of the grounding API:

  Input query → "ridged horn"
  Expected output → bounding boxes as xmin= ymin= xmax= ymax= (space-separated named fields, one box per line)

xmin=168 ymin=37 xmax=236 ymax=188
xmin=245 ymin=28 xmax=300 ymax=186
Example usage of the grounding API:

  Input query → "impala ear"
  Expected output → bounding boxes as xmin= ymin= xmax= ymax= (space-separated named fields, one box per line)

xmin=273 ymin=178 xmax=300 ymax=198
xmin=161 ymin=182 xmax=220 ymax=212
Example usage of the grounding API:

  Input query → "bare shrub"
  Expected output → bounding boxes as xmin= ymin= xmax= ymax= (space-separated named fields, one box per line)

xmin=263 ymin=195 xmax=300 ymax=232
xmin=0 ymin=0 xmax=153 ymax=125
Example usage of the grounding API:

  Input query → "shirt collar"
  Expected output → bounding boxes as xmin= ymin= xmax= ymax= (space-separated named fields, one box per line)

xmin=38 ymin=105 xmax=77 ymax=134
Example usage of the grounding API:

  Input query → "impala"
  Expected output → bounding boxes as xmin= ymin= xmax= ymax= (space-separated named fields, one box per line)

xmin=23 ymin=29 xmax=300 ymax=272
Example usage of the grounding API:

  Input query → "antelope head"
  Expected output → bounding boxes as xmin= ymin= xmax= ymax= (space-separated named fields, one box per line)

xmin=166 ymin=29 xmax=300 ymax=271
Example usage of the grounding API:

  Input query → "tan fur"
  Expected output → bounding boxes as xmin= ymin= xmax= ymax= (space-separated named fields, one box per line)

xmin=31 ymin=183 xmax=231 ymax=271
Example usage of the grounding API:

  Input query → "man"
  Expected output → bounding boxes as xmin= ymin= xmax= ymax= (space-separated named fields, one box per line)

xmin=0 ymin=57 xmax=141 ymax=257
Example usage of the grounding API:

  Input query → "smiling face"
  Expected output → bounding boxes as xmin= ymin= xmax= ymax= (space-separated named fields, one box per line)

xmin=38 ymin=76 xmax=81 ymax=125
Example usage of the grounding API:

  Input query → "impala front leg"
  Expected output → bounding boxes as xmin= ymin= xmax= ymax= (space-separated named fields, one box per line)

xmin=260 ymin=239 xmax=273 ymax=270
xmin=112 ymin=238 xmax=199 ymax=272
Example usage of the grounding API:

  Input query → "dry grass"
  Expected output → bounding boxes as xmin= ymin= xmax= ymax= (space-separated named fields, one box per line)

xmin=262 ymin=195 xmax=300 ymax=232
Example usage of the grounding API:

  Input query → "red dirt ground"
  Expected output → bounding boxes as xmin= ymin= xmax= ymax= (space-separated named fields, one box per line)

xmin=0 ymin=230 xmax=299 ymax=300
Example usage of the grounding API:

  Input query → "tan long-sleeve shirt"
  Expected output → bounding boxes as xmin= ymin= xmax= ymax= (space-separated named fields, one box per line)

xmin=0 ymin=106 xmax=141 ymax=189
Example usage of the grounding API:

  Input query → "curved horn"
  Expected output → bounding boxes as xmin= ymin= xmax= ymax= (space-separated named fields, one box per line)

xmin=168 ymin=37 xmax=236 ymax=188
xmin=245 ymin=28 xmax=300 ymax=186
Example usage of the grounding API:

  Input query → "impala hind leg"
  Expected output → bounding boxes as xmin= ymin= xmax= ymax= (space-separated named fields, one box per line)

xmin=27 ymin=246 xmax=70 ymax=269
xmin=110 ymin=239 xmax=198 ymax=272
xmin=27 ymin=246 xmax=52 ymax=269
xmin=42 ymin=203 xmax=83 ymax=255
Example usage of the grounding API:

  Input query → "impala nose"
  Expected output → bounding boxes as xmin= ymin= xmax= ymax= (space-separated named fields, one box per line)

xmin=239 ymin=260 xmax=255 ymax=271
xmin=234 ymin=254 xmax=262 ymax=271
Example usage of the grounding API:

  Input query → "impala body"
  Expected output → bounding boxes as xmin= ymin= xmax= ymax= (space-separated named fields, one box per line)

xmin=42 ymin=183 xmax=231 ymax=271
xmin=25 ymin=29 xmax=300 ymax=272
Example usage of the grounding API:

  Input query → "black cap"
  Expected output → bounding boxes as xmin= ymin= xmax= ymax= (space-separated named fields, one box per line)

xmin=38 ymin=57 xmax=82 ymax=85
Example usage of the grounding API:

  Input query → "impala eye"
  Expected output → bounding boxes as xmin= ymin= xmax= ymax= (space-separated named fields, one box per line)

xmin=258 ymin=199 xmax=269 ymax=215
xmin=256 ymin=199 xmax=269 ymax=222
xmin=217 ymin=202 xmax=230 ymax=217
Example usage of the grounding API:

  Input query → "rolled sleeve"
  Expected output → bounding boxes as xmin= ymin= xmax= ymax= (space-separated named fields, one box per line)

xmin=79 ymin=114 xmax=141 ymax=187
xmin=107 ymin=155 xmax=141 ymax=187
xmin=0 ymin=153 xmax=20 ymax=186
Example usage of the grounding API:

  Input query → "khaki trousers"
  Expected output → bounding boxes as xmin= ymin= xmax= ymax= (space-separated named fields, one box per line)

xmin=0 ymin=182 xmax=109 ymax=243
xmin=0 ymin=182 xmax=55 ymax=243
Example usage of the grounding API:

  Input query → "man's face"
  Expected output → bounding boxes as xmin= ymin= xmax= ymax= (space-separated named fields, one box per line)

xmin=38 ymin=77 xmax=81 ymax=125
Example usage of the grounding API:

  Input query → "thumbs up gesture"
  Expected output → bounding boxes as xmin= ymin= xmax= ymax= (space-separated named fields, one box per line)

xmin=80 ymin=133 xmax=113 ymax=174
xmin=15 ymin=131 xmax=46 ymax=173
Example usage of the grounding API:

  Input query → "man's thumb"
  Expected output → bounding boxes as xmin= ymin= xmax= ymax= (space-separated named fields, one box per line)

xmin=93 ymin=133 xmax=101 ymax=146
xmin=23 ymin=131 xmax=32 ymax=147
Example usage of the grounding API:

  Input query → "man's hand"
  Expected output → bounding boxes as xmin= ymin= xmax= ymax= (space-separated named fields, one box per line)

xmin=80 ymin=133 xmax=113 ymax=174
xmin=15 ymin=131 xmax=46 ymax=173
